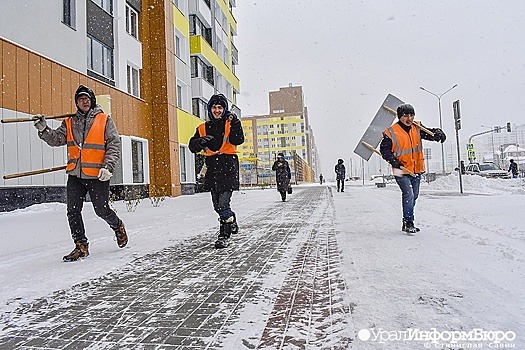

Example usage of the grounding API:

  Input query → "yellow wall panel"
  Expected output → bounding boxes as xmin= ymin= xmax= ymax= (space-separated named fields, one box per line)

xmin=40 ymin=60 xmax=52 ymax=116
xmin=16 ymin=49 xmax=30 ymax=112
xmin=28 ymin=53 xmax=42 ymax=114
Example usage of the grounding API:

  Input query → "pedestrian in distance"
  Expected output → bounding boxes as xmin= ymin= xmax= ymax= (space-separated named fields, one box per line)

xmin=319 ymin=174 xmax=324 ymax=185
xmin=272 ymin=152 xmax=292 ymax=202
xmin=33 ymin=85 xmax=128 ymax=261
xmin=189 ymin=94 xmax=244 ymax=249
xmin=508 ymin=159 xmax=518 ymax=178
xmin=335 ymin=159 xmax=346 ymax=192
xmin=380 ymin=103 xmax=446 ymax=235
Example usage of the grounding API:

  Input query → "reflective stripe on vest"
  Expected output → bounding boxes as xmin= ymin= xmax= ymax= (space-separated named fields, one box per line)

xmin=198 ymin=121 xmax=237 ymax=156
xmin=65 ymin=114 xmax=108 ymax=176
xmin=385 ymin=123 xmax=425 ymax=174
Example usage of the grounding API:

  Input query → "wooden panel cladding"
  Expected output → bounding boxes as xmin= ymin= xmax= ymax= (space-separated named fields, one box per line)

xmin=0 ymin=37 xmax=150 ymax=141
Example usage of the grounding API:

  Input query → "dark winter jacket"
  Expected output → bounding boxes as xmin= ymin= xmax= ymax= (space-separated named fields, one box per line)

xmin=335 ymin=163 xmax=346 ymax=180
xmin=189 ymin=112 xmax=244 ymax=192
xmin=272 ymin=159 xmax=291 ymax=192
xmin=509 ymin=162 xmax=518 ymax=175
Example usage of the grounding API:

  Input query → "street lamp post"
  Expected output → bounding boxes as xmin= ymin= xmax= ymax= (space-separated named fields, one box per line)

xmin=420 ymin=84 xmax=458 ymax=175
xmin=481 ymin=125 xmax=496 ymax=164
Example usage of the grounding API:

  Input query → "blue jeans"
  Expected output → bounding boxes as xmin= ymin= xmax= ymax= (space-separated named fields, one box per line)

xmin=394 ymin=174 xmax=421 ymax=222
xmin=210 ymin=189 xmax=235 ymax=220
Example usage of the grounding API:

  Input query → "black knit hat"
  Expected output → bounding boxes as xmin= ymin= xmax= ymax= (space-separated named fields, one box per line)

xmin=396 ymin=103 xmax=415 ymax=118
xmin=75 ymin=85 xmax=96 ymax=110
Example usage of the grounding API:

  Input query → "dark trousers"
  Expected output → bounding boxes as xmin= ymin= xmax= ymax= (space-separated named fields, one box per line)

xmin=210 ymin=189 xmax=235 ymax=220
xmin=67 ymin=175 xmax=122 ymax=244
xmin=337 ymin=178 xmax=345 ymax=192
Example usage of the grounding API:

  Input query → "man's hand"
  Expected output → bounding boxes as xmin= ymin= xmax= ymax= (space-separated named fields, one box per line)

xmin=199 ymin=135 xmax=214 ymax=147
xmin=98 ymin=168 xmax=112 ymax=181
xmin=389 ymin=157 xmax=403 ymax=169
xmin=432 ymin=128 xmax=446 ymax=143
xmin=33 ymin=115 xmax=47 ymax=132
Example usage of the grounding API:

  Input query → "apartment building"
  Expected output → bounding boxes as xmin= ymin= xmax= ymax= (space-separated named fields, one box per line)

xmin=238 ymin=85 xmax=319 ymax=184
xmin=0 ymin=0 xmax=240 ymax=211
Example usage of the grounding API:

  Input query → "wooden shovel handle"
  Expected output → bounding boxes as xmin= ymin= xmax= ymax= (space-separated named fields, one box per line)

xmin=1 ymin=113 xmax=74 ymax=124
xmin=3 ymin=165 xmax=67 ymax=180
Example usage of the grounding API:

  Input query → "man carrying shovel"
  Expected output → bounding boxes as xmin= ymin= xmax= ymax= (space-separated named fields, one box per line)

xmin=33 ymin=85 xmax=128 ymax=261
xmin=380 ymin=103 xmax=446 ymax=235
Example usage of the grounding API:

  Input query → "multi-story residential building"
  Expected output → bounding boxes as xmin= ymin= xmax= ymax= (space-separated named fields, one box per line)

xmin=238 ymin=85 xmax=319 ymax=184
xmin=0 ymin=0 xmax=240 ymax=211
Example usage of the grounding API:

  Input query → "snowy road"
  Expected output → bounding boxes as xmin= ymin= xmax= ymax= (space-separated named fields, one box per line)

xmin=1 ymin=176 xmax=524 ymax=349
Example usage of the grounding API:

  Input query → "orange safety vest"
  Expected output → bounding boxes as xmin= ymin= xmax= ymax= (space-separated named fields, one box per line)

xmin=198 ymin=121 xmax=237 ymax=156
xmin=65 ymin=114 xmax=107 ymax=177
xmin=384 ymin=123 xmax=425 ymax=174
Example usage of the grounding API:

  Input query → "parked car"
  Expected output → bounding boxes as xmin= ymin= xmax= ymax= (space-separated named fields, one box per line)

xmin=464 ymin=162 xmax=511 ymax=179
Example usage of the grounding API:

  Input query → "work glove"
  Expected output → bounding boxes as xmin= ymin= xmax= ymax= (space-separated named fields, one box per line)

xmin=432 ymin=128 xmax=446 ymax=143
xmin=98 ymin=167 xmax=112 ymax=181
xmin=33 ymin=115 xmax=47 ymax=132
xmin=199 ymin=135 xmax=214 ymax=147
xmin=389 ymin=157 xmax=403 ymax=169
xmin=223 ymin=112 xmax=238 ymax=122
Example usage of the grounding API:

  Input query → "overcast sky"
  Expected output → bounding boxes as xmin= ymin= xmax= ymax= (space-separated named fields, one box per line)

xmin=234 ymin=1 xmax=525 ymax=177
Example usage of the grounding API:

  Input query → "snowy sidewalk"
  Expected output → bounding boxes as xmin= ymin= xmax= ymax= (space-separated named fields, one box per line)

xmin=0 ymin=186 xmax=353 ymax=349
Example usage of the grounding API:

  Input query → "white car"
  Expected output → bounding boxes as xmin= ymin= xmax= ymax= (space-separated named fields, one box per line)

xmin=464 ymin=162 xmax=511 ymax=179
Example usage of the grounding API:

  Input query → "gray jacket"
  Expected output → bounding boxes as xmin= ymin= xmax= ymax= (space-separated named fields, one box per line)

xmin=38 ymin=106 xmax=121 ymax=179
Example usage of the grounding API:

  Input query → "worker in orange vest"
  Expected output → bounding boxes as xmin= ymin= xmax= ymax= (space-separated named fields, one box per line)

xmin=380 ymin=103 xmax=446 ymax=235
xmin=189 ymin=94 xmax=244 ymax=248
xmin=34 ymin=85 xmax=128 ymax=261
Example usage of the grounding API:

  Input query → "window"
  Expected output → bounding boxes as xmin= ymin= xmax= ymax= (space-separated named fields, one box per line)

xmin=131 ymin=140 xmax=144 ymax=183
xmin=175 ymin=36 xmax=181 ymax=57
xmin=180 ymin=145 xmax=187 ymax=182
xmin=177 ymin=84 xmax=183 ymax=108
xmin=63 ymin=0 xmax=76 ymax=28
xmin=91 ymin=0 xmax=112 ymax=14
xmin=127 ymin=65 xmax=140 ymax=97
xmin=125 ymin=4 xmax=138 ymax=39
xmin=87 ymin=35 xmax=114 ymax=80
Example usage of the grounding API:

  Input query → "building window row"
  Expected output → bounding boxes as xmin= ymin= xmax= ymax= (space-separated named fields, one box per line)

xmin=189 ymin=15 xmax=212 ymax=47
xmin=127 ymin=65 xmax=140 ymax=97
xmin=87 ymin=35 xmax=114 ymax=80
xmin=125 ymin=4 xmax=138 ymax=39
xmin=190 ymin=57 xmax=214 ymax=86
xmin=62 ymin=0 xmax=76 ymax=29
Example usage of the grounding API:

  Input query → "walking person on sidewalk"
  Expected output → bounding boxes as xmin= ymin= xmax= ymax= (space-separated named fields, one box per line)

xmin=33 ymin=85 xmax=128 ymax=261
xmin=189 ymin=94 xmax=244 ymax=248
xmin=508 ymin=159 xmax=518 ymax=178
xmin=272 ymin=152 xmax=292 ymax=202
xmin=335 ymin=159 xmax=346 ymax=192
xmin=380 ymin=103 xmax=446 ymax=235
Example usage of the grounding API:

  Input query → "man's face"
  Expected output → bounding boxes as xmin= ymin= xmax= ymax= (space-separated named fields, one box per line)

xmin=211 ymin=104 xmax=224 ymax=119
xmin=76 ymin=96 xmax=91 ymax=113
xmin=399 ymin=113 xmax=415 ymax=127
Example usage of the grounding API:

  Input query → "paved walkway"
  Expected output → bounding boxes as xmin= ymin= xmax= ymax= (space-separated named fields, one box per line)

xmin=0 ymin=186 xmax=354 ymax=349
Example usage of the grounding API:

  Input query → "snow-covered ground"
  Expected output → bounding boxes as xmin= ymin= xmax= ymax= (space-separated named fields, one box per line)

xmin=1 ymin=173 xmax=523 ymax=348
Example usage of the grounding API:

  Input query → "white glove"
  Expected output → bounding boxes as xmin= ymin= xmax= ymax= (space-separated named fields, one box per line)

xmin=33 ymin=115 xmax=47 ymax=132
xmin=98 ymin=167 xmax=112 ymax=181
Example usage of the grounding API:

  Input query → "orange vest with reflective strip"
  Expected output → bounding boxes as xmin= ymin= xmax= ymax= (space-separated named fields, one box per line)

xmin=384 ymin=123 xmax=425 ymax=174
xmin=65 ymin=114 xmax=107 ymax=177
xmin=198 ymin=121 xmax=237 ymax=156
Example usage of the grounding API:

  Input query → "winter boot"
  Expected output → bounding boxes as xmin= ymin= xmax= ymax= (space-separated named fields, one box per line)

xmin=215 ymin=217 xmax=234 ymax=249
xmin=230 ymin=215 xmax=239 ymax=235
xmin=403 ymin=221 xmax=420 ymax=235
xmin=114 ymin=223 xmax=128 ymax=248
xmin=281 ymin=191 xmax=287 ymax=202
xmin=63 ymin=242 xmax=89 ymax=262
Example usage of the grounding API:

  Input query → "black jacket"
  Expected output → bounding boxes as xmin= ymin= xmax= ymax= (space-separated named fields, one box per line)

xmin=272 ymin=159 xmax=291 ymax=192
xmin=189 ymin=112 xmax=244 ymax=192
